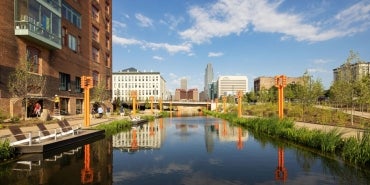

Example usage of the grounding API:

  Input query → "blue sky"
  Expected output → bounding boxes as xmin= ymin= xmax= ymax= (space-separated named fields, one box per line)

xmin=112 ymin=0 xmax=370 ymax=93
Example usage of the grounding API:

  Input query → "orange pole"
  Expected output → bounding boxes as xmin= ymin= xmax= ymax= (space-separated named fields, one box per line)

xmin=82 ymin=76 xmax=93 ymax=127
xmin=237 ymin=91 xmax=242 ymax=117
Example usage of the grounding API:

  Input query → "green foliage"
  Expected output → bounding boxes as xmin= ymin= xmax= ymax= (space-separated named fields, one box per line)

xmin=0 ymin=140 xmax=15 ymax=161
xmin=91 ymin=80 xmax=110 ymax=104
xmin=95 ymin=119 xmax=132 ymax=136
xmin=342 ymin=131 xmax=370 ymax=165
xmin=204 ymin=110 xmax=370 ymax=166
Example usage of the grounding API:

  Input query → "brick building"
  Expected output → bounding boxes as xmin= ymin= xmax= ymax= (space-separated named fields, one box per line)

xmin=174 ymin=88 xmax=199 ymax=102
xmin=0 ymin=0 xmax=112 ymax=118
xmin=253 ymin=76 xmax=302 ymax=93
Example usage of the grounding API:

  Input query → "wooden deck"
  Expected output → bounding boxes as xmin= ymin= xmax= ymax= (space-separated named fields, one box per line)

xmin=13 ymin=129 xmax=105 ymax=154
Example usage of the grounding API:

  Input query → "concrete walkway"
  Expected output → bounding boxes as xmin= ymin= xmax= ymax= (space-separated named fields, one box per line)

xmin=294 ymin=121 xmax=365 ymax=139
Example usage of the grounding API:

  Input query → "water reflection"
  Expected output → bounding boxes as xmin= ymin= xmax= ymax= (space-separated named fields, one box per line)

xmin=1 ymin=117 xmax=370 ymax=185
xmin=0 ymin=137 xmax=112 ymax=185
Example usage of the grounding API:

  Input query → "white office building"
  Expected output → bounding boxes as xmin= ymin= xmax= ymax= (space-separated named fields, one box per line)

xmin=112 ymin=68 xmax=167 ymax=102
xmin=217 ymin=76 xmax=248 ymax=97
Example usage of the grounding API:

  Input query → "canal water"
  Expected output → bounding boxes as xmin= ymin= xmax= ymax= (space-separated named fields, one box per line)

xmin=1 ymin=116 xmax=370 ymax=185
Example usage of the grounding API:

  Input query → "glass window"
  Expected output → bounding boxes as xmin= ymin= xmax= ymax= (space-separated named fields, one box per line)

xmin=62 ymin=2 xmax=81 ymax=28
xmin=68 ymin=34 xmax=76 ymax=51
xmin=26 ymin=46 xmax=40 ymax=74
xmin=75 ymin=77 xmax=82 ymax=93
xmin=92 ymin=47 xmax=99 ymax=62
xmin=59 ymin=72 xmax=71 ymax=91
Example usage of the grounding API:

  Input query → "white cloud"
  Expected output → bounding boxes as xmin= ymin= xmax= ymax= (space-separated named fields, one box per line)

xmin=161 ymin=14 xmax=185 ymax=31
xmin=307 ymin=68 xmax=329 ymax=73
xmin=145 ymin=42 xmax=192 ymax=54
xmin=113 ymin=20 xmax=127 ymax=29
xmin=135 ymin=13 xmax=153 ymax=27
xmin=153 ymin=56 xmax=164 ymax=61
xmin=112 ymin=35 xmax=142 ymax=46
xmin=208 ymin=52 xmax=224 ymax=57
xmin=179 ymin=0 xmax=370 ymax=44
xmin=113 ymin=34 xmax=192 ymax=54
xmin=313 ymin=59 xmax=331 ymax=64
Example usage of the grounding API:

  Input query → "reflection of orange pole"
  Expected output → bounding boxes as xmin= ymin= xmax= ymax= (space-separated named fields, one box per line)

xmin=237 ymin=127 xmax=243 ymax=150
xmin=159 ymin=118 xmax=163 ymax=129
xmin=81 ymin=144 xmax=93 ymax=184
xmin=222 ymin=120 xmax=227 ymax=136
xmin=275 ymin=147 xmax=288 ymax=181
xmin=131 ymin=128 xmax=138 ymax=149
xmin=149 ymin=122 xmax=154 ymax=136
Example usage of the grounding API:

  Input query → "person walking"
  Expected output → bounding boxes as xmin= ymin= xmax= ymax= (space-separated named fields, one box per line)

xmin=97 ymin=106 xmax=103 ymax=118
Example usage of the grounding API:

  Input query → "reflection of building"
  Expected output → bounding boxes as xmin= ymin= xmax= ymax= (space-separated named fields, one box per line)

xmin=112 ymin=68 xmax=167 ymax=102
xmin=204 ymin=122 xmax=249 ymax=152
xmin=217 ymin=76 xmax=248 ymax=97
xmin=0 ymin=0 xmax=112 ymax=117
xmin=112 ymin=121 xmax=164 ymax=152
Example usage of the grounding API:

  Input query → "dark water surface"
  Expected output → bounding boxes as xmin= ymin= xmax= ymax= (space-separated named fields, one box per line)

xmin=1 ymin=116 xmax=369 ymax=185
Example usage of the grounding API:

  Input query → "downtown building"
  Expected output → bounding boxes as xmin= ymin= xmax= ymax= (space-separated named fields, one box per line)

xmin=0 ymin=0 xmax=112 ymax=117
xmin=174 ymin=88 xmax=199 ymax=102
xmin=204 ymin=63 xmax=214 ymax=101
xmin=217 ymin=76 xmax=248 ymax=98
xmin=112 ymin=68 xmax=167 ymax=102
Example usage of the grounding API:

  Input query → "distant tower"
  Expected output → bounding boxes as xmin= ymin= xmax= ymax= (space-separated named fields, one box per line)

xmin=181 ymin=78 xmax=187 ymax=90
xmin=204 ymin=63 xmax=214 ymax=100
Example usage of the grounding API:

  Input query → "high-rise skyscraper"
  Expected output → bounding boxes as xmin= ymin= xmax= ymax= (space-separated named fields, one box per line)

xmin=180 ymin=78 xmax=187 ymax=90
xmin=204 ymin=63 xmax=214 ymax=100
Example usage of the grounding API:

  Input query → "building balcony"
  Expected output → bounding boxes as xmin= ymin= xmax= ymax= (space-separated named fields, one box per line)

xmin=14 ymin=0 xmax=62 ymax=49
xmin=15 ymin=20 xmax=61 ymax=49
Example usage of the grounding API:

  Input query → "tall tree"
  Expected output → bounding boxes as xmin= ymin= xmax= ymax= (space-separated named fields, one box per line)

xmin=91 ymin=80 xmax=110 ymax=105
xmin=8 ymin=59 xmax=46 ymax=118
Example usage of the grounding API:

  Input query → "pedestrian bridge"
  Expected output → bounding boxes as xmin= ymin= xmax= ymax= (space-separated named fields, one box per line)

xmin=137 ymin=101 xmax=212 ymax=113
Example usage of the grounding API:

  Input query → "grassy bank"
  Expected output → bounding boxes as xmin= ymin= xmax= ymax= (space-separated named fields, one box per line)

xmin=204 ymin=110 xmax=370 ymax=167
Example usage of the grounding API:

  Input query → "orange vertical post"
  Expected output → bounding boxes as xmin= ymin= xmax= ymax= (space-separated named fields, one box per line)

xmin=237 ymin=91 xmax=243 ymax=117
xmin=131 ymin=91 xmax=137 ymax=116
xmin=274 ymin=75 xmax=287 ymax=119
xmin=81 ymin=76 xmax=93 ymax=127
xmin=159 ymin=98 xmax=163 ymax=112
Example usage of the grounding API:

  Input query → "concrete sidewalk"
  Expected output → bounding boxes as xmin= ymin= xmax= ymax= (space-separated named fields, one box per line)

xmin=294 ymin=121 xmax=366 ymax=139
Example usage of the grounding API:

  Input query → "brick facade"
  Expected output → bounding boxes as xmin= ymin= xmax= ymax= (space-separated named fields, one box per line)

xmin=0 ymin=0 xmax=112 ymax=118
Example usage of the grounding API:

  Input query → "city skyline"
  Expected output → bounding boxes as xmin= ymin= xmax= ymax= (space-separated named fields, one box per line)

xmin=112 ymin=0 xmax=370 ymax=93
